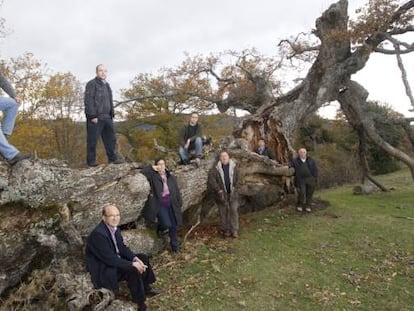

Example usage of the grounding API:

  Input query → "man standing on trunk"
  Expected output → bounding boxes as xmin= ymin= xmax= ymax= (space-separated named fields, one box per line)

xmin=84 ymin=64 xmax=123 ymax=167
xmin=290 ymin=148 xmax=318 ymax=212
xmin=0 ymin=71 xmax=31 ymax=165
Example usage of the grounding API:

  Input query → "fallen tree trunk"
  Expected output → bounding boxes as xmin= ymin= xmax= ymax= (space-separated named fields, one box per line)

xmin=0 ymin=156 xmax=213 ymax=298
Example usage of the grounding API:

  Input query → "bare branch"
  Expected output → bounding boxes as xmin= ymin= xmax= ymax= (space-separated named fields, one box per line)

xmin=373 ymin=46 xmax=414 ymax=54
xmin=207 ymin=67 xmax=236 ymax=84
xmin=278 ymin=31 xmax=320 ymax=61
xmin=387 ymin=35 xmax=414 ymax=110
xmin=388 ymin=25 xmax=414 ymax=35
xmin=113 ymin=93 xmax=176 ymax=108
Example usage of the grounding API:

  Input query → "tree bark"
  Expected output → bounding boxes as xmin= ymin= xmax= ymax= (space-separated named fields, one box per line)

xmin=355 ymin=125 xmax=388 ymax=191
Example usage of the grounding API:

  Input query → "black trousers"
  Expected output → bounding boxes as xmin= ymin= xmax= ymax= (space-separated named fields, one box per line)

xmin=117 ymin=254 xmax=156 ymax=304
xmin=296 ymin=177 xmax=316 ymax=207
xmin=86 ymin=118 xmax=117 ymax=165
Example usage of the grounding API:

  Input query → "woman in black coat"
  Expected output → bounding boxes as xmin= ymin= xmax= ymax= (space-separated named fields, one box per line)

xmin=142 ymin=158 xmax=183 ymax=252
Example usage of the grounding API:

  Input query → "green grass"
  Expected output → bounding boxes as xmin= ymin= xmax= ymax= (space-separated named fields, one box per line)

xmin=151 ymin=169 xmax=414 ymax=311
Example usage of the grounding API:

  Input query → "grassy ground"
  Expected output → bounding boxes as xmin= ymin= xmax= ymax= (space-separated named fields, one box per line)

xmin=150 ymin=169 xmax=414 ymax=311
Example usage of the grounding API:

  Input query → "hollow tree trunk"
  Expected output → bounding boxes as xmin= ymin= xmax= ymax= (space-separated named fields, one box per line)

xmin=232 ymin=0 xmax=414 ymax=183
xmin=234 ymin=0 xmax=353 ymax=160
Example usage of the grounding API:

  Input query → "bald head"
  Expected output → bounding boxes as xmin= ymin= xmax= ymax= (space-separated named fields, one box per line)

xmin=298 ymin=148 xmax=307 ymax=160
xmin=96 ymin=64 xmax=107 ymax=80
xmin=102 ymin=204 xmax=120 ymax=227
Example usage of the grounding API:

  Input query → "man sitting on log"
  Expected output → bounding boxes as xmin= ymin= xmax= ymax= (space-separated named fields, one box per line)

xmin=255 ymin=139 xmax=274 ymax=159
xmin=178 ymin=112 xmax=203 ymax=165
xmin=86 ymin=204 xmax=161 ymax=311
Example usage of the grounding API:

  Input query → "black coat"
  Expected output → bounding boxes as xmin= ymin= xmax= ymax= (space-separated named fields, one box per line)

xmin=142 ymin=166 xmax=183 ymax=226
xmin=85 ymin=221 xmax=135 ymax=291
xmin=179 ymin=123 xmax=202 ymax=147
xmin=290 ymin=156 xmax=318 ymax=187
xmin=84 ymin=77 xmax=114 ymax=120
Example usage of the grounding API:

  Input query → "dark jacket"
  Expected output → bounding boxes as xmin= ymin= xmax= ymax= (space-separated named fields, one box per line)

xmin=256 ymin=147 xmax=274 ymax=159
xmin=290 ymin=156 xmax=318 ymax=187
xmin=84 ymin=77 xmax=114 ymax=120
xmin=142 ymin=166 xmax=183 ymax=226
xmin=208 ymin=159 xmax=240 ymax=203
xmin=0 ymin=71 xmax=16 ymax=98
xmin=85 ymin=221 xmax=135 ymax=291
xmin=179 ymin=123 xmax=202 ymax=147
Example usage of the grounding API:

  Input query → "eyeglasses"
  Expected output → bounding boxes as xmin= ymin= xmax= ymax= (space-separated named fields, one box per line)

xmin=105 ymin=214 xmax=120 ymax=218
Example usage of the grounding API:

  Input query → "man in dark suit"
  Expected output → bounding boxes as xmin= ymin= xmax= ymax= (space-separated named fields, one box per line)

xmin=86 ymin=204 xmax=160 ymax=311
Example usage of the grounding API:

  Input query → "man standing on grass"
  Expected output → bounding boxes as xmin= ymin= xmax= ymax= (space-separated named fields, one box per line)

xmin=290 ymin=148 xmax=318 ymax=212
xmin=208 ymin=150 xmax=241 ymax=238
xmin=84 ymin=64 xmax=124 ymax=167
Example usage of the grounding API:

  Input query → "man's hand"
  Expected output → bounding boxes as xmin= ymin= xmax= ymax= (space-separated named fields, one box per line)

xmin=91 ymin=118 xmax=98 ymax=124
xmin=184 ymin=139 xmax=190 ymax=149
xmin=132 ymin=258 xmax=147 ymax=274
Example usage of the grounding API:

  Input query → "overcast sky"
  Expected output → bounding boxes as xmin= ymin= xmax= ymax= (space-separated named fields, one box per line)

xmin=1 ymin=0 xmax=413 ymax=118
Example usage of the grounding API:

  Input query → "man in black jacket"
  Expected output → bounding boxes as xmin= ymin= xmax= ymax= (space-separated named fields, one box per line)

xmin=290 ymin=148 xmax=318 ymax=212
xmin=84 ymin=64 xmax=123 ymax=167
xmin=142 ymin=159 xmax=183 ymax=252
xmin=86 ymin=204 xmax=160 ymax=311
xmin=178 ymin=112 xmax=203 ymax=165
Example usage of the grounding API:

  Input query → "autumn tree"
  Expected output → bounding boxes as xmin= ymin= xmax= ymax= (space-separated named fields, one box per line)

xmin=41 ymin=72 xmax=84 ymax=163
xmin=120 ymin=49 xmax=283 ymax=117
xmin=0 ymin=52 xmax=47 ymax=118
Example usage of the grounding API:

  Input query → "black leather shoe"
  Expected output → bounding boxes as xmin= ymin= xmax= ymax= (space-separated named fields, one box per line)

xmin=109 ymin=158 xmax=125 ymax=164
xmin=138 ymin=303 xmax=152 ymax=311
xmin=145 ymin=288 xmax=163 ymax=298
xmin=8 ymin=152 xmax=31 ymax=165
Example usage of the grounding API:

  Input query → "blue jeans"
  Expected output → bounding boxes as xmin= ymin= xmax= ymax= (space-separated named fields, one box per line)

xmin=178 ymin=136 xmax=203 ymax=162
xmin=86 ymin=117 xmax=117 ymax=165
xmin=157 ymin=203 xmax=179 ymax=252
xmin=0 ymin=97 xmax=19 ymax=160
